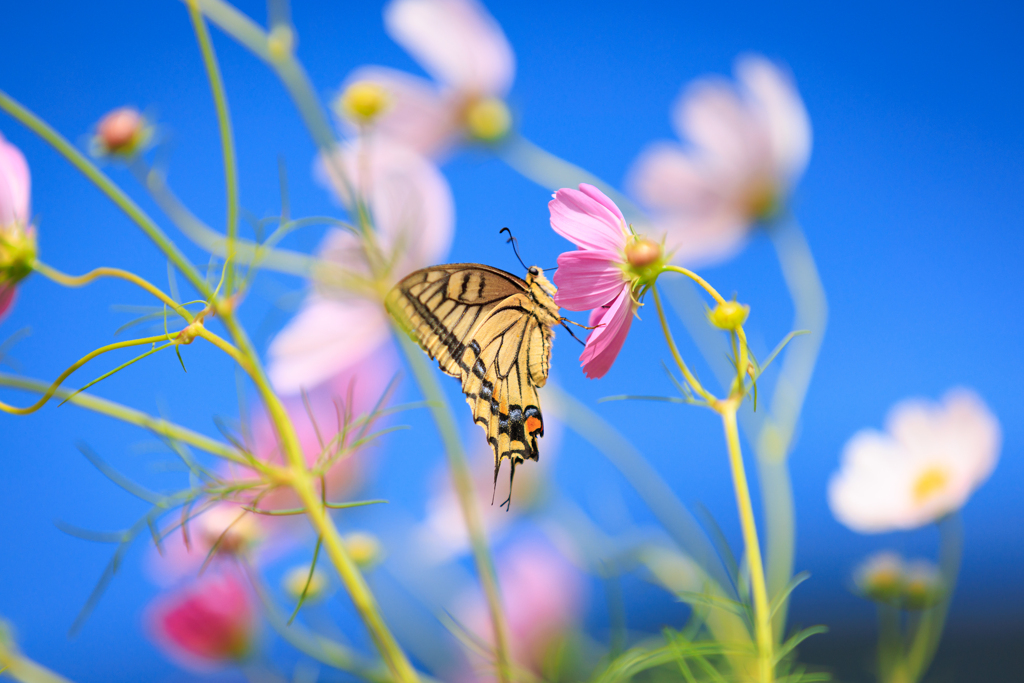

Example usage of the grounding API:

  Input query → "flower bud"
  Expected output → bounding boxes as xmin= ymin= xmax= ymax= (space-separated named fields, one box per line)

xmin=853 ymin=552 xmax=903 ymax=604
xmin=707 ymin=300 xmax=750 ymax=331
xmin=901 ymin=561 xmax=944 ymax=610
xmin=93 ymin=107 xmax=151 ymax=158
xmin=283 ymin=565 xmax=329 ymax=603
xmin=337 ymin=81 xmax=390 ymax=124
xmin=197 ymin=505 xmax=260 ymax=556
xmin=625 ymin=237 xmax=662 ymax=269
xmin=343 ymin=531 xmax=383 ymax=569
xmin=0 ymin=223 xmax=36 ymax=290
xmin=465 ymin=97 xmax=512 ymax=142
xmin=267 ymin=24 xmax=296 ymax=61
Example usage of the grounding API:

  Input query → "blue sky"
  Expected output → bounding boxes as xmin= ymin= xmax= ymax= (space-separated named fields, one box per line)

xmin=1 ymin=1 xmax=1022 ymax=680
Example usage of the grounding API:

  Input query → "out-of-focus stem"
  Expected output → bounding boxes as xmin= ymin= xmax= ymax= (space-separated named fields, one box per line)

xmin=500 ymin=134 xmax=647 ymax=227
xmin=0 ymin=641 xmax=73 ymax=683
xmin=0 ymin=90 xmax=211 ymax=299
xmin=186 ymin=0 xmax=240 ymax=296
xmin=395 ymin=333 xmax=513 ymax=683
xmin=721 ymin=406 xmax=774 ymax=683
xmin=758 ymin=218 xmax=828 ymax=638
xmin=0 ymin=372 xmax=253 ymax=466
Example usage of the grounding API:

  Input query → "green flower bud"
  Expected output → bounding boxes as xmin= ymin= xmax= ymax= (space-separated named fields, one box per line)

xmin=707 ymin=300 xmax=750 ymax=331
xmin=343 ymin=531 xmax=383 ymax=569
xmin=283 ymin=565 xmax=329 ymax=603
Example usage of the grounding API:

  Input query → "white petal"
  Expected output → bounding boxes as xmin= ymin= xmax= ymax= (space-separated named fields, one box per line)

xmin=735 ymin=55 xmax=812 ymax=185
xmin=385 ymin=0 xmax=515 ymax=95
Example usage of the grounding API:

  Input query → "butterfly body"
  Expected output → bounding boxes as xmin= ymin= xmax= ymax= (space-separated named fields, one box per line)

xmin=386 ymin=264 xmax=559 ymax=505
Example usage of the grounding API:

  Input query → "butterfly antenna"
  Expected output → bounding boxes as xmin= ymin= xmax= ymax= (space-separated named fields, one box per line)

xmin=499 ymin=227 xmax=529 ymax=271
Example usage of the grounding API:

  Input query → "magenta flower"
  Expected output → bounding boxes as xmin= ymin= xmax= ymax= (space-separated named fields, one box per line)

xmin=551 ymin=184 xmax=642 ymax=379
xmin=147 ymin=570 xmax=255 ymax=671
xmin=627 ymin=55 xmax=811 ymax=267
xmin=339 ymin=0 xmax=516 ymax=158
xmin=0 ymin=132 xmax=33 ymax=322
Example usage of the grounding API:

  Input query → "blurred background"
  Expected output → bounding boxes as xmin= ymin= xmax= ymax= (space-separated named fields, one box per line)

xmin=0 ymin=0 xmax=1021 ymax=681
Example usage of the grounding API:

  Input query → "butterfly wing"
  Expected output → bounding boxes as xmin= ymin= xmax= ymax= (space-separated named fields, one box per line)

xmin=387 ymin=264 xmax=554 ymax=504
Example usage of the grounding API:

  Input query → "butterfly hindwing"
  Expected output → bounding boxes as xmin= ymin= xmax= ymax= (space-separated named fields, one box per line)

xmin=387 ymin=264 xmax=560 ymax=506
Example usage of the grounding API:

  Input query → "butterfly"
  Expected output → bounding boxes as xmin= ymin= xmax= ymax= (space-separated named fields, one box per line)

xmin=386 ymin=262 xmax=563 ymax=508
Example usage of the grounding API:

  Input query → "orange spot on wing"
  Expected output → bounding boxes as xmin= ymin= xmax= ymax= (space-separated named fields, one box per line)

xmin=525 ymin=416 xmax=543 ymax=434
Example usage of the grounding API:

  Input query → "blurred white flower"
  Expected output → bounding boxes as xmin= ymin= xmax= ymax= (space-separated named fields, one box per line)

xmin=338 ymin=0 xmax=515 ymax=157
xmin=627 ymin=55 xmax=811 ymax=267
xmin=829 ymin=388 xmax=1000 ymax=533
xmin=268 ymin=139 xmax=453 ymax=393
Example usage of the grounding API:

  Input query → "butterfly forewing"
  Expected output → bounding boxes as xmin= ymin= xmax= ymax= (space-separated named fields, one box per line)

xmin=387 ymin=264 xmax=559 ymax=505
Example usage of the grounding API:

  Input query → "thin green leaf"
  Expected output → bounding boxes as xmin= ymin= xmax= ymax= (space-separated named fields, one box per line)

xmin=59 ymin=342 xmax=174 ymax=406
xmin=174 ymin=344 xmax=187 ymax=373
xmin=775 ymin=625 xmax=829 ymax=664
xmin=288 ymin=535 xmax=323 ymax=625
xmin=77 ymin=443 xmax=164 ymax=505
xmin=53 ymin=519 xmax=126 ymax=544
xmin=770 ymin=571 xmax=811 ymax=619
xmin=674 ymin=590 xmax=749 ymax=619
xmin=198 ymin=509 xmax=249 ymax=575
xmin=598 ymin=394 xmax=705 ymax=406
xmin=244 ymin=499 xmax=389 ymax=517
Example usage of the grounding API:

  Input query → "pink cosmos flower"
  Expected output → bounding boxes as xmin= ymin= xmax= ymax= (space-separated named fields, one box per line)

xmin=550 ymin=184 xmax=638 ymax=380
xmin=828 ymin=388 xmax=1001 ymax=533
xmin=457 ymin=539 xmax=584 ymax=672
xmin=627 ymin=55 xmax=811 ymax=267
xmin=147 ymin=570 xmax=255 ymax=671
xmin=340 ymin=0 xmax=515 ymax=158
xmin=0 ymin=132 xmax=32 ymax=322
xmin=267 ymin=140 xmax=452 ymax=393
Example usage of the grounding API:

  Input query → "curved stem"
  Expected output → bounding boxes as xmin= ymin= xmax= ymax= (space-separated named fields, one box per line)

xmin=395 ymin=333 xmax=513 ymax=683
xmin=661 ymin=265 xmax=728 ymax=305
xmin=0 ymin=90 xmax=210 ymax=298
xmin=721 ymin=406 xmax=774 ymax=683
xmin=187 ymin=0 xmax=240 ymax=296
xmin=651 ymin=285 xmax=714 ymax=403
xmin=33 ymin=262 xmax=194 ymax=323
xmin=0 ymin=639 xmax=73 ymax=683
xmin=0 ymin=335 xmax=172 ymax=415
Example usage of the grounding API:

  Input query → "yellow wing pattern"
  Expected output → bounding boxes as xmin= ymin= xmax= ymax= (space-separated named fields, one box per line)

xmin=386 ymin=264 xmax=559 ymax=507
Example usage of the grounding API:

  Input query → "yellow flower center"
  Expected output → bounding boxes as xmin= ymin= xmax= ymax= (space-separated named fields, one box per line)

xmin=912 ymin=466 xmax=949 ymax=505
xmin=465 ymin=97 xmax=512 ymax=142
xmin=337 ymin=81 xmax=390 ymax=123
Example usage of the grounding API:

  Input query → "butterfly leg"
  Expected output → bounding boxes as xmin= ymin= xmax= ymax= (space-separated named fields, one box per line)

xmin=499 ymin=459 xmax=516 ymax=512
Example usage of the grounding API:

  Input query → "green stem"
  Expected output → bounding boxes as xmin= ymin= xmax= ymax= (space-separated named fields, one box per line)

xmin=186 ymin=0 xmax=240 ymax=296
xmin=0 ymin=643 xmax=73 ymax=683
xmin=395 ymin=333 xmax=513 ymax=683
xmin=721 ymin=407 xmax=774 ymax=683
xmin=650 ymin=285 xmax=714 ymax=403
xmin=0 ymin=90 xmax=210 ymax=298
xmin=0 ymin=372 xmax=252 ymax=466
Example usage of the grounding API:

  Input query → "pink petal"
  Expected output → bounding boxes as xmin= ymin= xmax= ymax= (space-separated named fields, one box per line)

xmin=315 ymin=139 xmax=454 ymax=279
xmin=549 ymin=185 xmax=627 ymax=252
xmin=341 ymin=66 xmax=461 ymax=158
xmin=626 ymin=142 xmax=718 ymax=211
xmin=735 ymin=55 xmax=812 ymax=185
xmin=580 ymin=288 xmax=635 ymax=379
xmin=674 ymin=78 xmax=766 ymax=182
xmin=0 ymin=133 xmax=30 ymax=226
xmin=553 ymin=250 xmax=627 ymax=311
xmin=578 ymin=183 xmax=626 ymax=227
xmin=653 ymin=208 xmax=751 ymax=269
xmin=0 ymin=284 xmax=15 ymax=321
xmin=385 ymin=0 xmax=515 ymax=95
xmin=267 ymin=297 xmax=392 ymax=394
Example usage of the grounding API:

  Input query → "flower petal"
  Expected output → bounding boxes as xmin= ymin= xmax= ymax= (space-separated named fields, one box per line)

xmin=316 ymin=139 xmax=454 ymax=279
xmin=580 ymin=288 xmax=635 ymax=379
xmin=549 ymin=185 xmax=627 ymax=252
xmin=553 ymin=250 xmax=627 ymax=311
xmin=267 ymin=297 xmax=391 ymax=394
xmin=0 ymin=133 xmax=30 ymax=226
xmin=735 ymin=55 xmax=812 ymax=184
xmin=341 ymin=66 xmax=461 ymax=158
xmin=385 ymin=0 xmax=515 ymax=95
xmin=652 ymin=207 xmax=751 ymax=269
xmin=626 ymin=142 xmax=720 ymax=211
xmin=673 ymin=78 xmax=764 ymax=180
xmin=0 ymin=283 xmax=15 ymax=321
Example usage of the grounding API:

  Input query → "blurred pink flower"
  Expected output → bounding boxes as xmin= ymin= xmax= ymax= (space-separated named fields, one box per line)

xmin=627 ymin=55 xmax=811 ymax=267
xmin=458 ymin=539 xmax=584 ymax=672
xmin=550 ymin=184 xmax=636 ymax=379
xmin=268 ymin=140 xmax=451 ymax=393
xmin=828 ymin=388 xmax=1001 ymax=533
xmin=0 ymin=132 xmax=33 ymax=322
xmin=147 ymin=570 xmax=255 ymax=671
xmin=341 ymin=0 xmax=515 ymax=157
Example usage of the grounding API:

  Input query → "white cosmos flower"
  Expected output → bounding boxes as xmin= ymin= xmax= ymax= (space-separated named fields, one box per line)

xmin=627 ymin=54 xmax=811 ymax=267
xmin=267 ymin=139 xmax=453 ymax=393
xmin=828 ymin=388 xmax=1001 ymax=533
